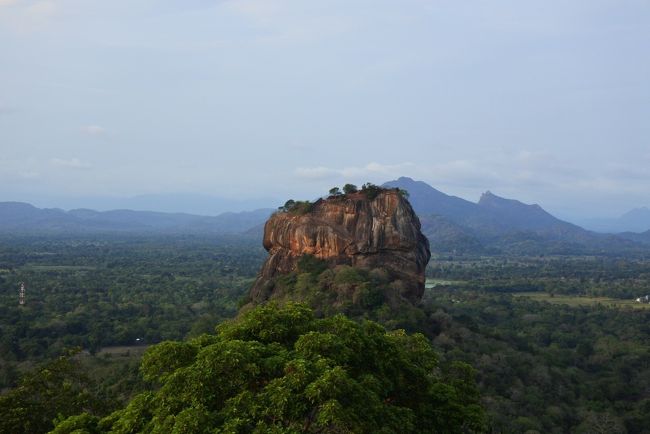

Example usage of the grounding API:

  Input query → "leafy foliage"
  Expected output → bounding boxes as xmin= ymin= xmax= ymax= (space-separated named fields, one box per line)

xmin=4 ymin=234 xmax=650 ymax=433
xmin=53 ymin=303 xmax=486 ymax=433
xmin=428 ymin=255 xmax=650 ymax=299
xmin=0 ymin=235 xmax=264 ymax=389
xmin=328 ymin=183 xmax=401 ymax=201
xmin=0 ymin=349 xmax=106 ymax=434
xmin=421 ymin=289 xmax=650 ymax=433
xmin=360 ymin=182 xmax=383 ymax=200
xmin=297 ymin=254 xmax=328 ymax=276
xmin=397 ymin=188 xmax=409 ymax=198
xmin=279 ymin=199 xmax=296 ymax=211
xmin=254 ymin=260 xmax=427 ymax=331
xmin=278 ymin=200 xmax=314 ymax=215
xmin=328 ymin=187 xmax=342 ymax=197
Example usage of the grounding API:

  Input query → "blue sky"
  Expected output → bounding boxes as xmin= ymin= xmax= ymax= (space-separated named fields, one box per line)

xmin=1 ymin=0 xmax=649 ymax=218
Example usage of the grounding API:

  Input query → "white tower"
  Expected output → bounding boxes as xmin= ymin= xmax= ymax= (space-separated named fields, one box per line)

xmin=19 ymin=282 xmax=25 ymax=305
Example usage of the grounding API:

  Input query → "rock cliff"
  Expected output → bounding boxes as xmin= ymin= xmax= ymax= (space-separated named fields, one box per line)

xmin=249 ymin=189 xmax=431 ymax=303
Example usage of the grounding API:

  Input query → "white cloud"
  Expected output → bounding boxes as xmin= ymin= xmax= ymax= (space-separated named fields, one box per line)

xmin=0 ymin=0 xmax=58 ymax=33
xmin=223 ymin=0 xmax=352 ymax=48
xmin=226 ymin=0 xmax=281 ymax=24
xmin=50 ymin=157 xmax=92 ymax=169
xmin=514 ymin=150 xmax=554 ymax=165
xmin=295 ymin=154 xmax=650 ymax=205
xmin=294 ymin=162 xmax=414 ymax=181
xmin=80 ymin=125 xmax=107 ymax=135
xmin=0 ymin=158 xmax=42 ymax=182
xmin=25 ymin=0 xmax=55 ymax=17
xmin=19 ymin=171 xmax=40 ymax=179
xmin=294 ymin=166 xmax=337 ymax=180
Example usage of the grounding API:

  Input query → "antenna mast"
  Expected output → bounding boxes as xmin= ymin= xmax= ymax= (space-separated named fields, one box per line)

xmin=19 ymin=282 xmax=25 ymax=305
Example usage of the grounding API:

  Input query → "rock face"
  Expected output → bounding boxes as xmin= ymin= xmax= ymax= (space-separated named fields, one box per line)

xmin=250 ymin=189 xmax=431 ymax=303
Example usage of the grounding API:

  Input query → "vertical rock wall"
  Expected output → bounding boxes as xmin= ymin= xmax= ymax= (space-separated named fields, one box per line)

xmin=250 ymin=189 xmax=431 ymax=303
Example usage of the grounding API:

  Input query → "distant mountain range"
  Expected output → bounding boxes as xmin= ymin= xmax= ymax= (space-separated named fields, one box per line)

xmin=2 ymin=178 xmax=649 ymax=255
xmin=0 ymin=202 xmax=273 ymax=236
xmin=18 ymin=193 xmax=278 ymax=216
xmin=383 ymin=177 xmax=644 ymax=255
xmin=579 ymin=207 xmax=650 ymax=233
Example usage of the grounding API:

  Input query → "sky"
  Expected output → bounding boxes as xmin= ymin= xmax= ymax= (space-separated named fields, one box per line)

xmin=1 ymin=0 xmax=649 ymax=219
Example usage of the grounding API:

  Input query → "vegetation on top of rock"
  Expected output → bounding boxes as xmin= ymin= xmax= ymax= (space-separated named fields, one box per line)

xmin=343 ymin=183 xmax=358 ymax=194
xmin=327 ymin=183 xmax=409 ymax=200
xmin=52 ymin=303 xmax=486 ymax=434
xmin=278 ymin=199 xmax=314 ymax=215
xmin=277 ymin=184 xmax=410 ymax=217
xmin=360 ymin=182 xmax=383 ymax=200
xmin=328 ymin=187 xmax=342 ymax=196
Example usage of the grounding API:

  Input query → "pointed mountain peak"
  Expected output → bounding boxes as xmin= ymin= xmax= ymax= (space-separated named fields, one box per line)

xmin=478 ymin=191 xmax=545 ymax=212
xmin=382 ymin=177 xmax=479 ymax=218
xmin=478 ymin=190 xmax=506 ymax=205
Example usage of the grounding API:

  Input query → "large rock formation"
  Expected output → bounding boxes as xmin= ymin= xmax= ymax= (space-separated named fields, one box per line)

xmin=249 ymin=189 xmax=431 ymax=303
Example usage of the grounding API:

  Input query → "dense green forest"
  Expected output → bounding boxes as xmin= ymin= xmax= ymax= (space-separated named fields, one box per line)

xmin=1 ymin=235 xmax=650 ymax=433
xmin=48 ymin=303 xmax=486 ymax=433
xmin=0 ymin=235 xmax=265 ymax=390
xmin=428 ymin=255 xmax=650 ymax=299
xmin=423 ymin=290 xmax=650 ymax=433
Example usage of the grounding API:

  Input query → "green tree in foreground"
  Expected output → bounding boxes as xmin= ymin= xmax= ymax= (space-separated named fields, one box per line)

xmin=52 ymin=303 xmax=486 ymax=433
xmin=0 ymin=349 xmax=106 ymax=434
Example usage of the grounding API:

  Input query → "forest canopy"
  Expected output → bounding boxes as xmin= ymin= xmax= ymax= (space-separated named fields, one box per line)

xmin=52 ymin=303 xmax=486 ymax=434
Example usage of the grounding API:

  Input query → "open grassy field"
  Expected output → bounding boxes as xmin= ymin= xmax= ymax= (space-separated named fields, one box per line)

xmin=23 ymin=264 xmax=97 ymax=271
xmin=425 ymin=278 xmax=466 ymax=288
xmin=513 ymin=292 xmax=650 ymax=309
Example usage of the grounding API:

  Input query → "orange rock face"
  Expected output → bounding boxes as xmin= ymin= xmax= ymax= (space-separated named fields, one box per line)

xmin=250 ymin=189 xmax=431 ymax=302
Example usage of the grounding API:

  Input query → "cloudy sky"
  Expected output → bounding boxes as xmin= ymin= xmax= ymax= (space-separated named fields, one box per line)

xmin=1 ymin=0 xmax=648 ymax=218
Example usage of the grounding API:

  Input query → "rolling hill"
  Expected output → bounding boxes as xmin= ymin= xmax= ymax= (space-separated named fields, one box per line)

xmin=580 ymin=207 xmax=650 ymax=233
xmin=1 ymin=180 xmax=646 ymax=255
xmin=0 ymin=202 xmax=273 ymax=235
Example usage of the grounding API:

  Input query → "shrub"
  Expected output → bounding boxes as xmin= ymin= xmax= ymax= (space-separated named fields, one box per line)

xmin=297 ymin=254 xmax=328 ymax=275
xmin=329 ymin=187 xmax=342 ymax=196
xmin=289 ymin=200 xmax=313 ymax=215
